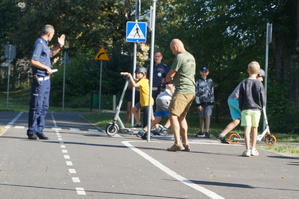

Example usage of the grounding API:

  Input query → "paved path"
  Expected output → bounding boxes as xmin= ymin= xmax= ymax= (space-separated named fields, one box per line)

xmin=0 ymin=112 xmax=298 ymax=199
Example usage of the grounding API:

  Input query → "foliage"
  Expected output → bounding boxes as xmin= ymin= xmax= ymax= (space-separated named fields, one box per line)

xmin=267 ymin=79 xmax=299 ymax=132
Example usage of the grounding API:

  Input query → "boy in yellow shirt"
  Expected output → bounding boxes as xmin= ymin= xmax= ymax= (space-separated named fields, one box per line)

xmin=122 ymin=66 xmax=154 ymax=138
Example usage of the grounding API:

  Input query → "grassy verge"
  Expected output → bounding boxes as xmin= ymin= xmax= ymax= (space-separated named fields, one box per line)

xmin=261 ymin=145 xmax=299 ymax=158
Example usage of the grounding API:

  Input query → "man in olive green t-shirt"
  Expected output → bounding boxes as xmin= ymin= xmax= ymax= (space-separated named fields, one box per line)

xmin=165 ymin=39 xmax=196 ymax=152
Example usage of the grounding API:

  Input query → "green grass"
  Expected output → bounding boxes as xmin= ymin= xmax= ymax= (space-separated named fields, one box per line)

xmin=0 ymin=88 xmax=98 ymax=113
xmin=261 ymin=145 xmax=299 ymax=158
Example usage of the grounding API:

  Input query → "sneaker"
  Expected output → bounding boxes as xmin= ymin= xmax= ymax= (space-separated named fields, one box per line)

xmin=205 ymin=132 xmax=210 ymax=138
xmin=136 ymin=129 xmax=146 ymax=137
xmin=251 ymin=148 xmax=259 ymax=156
xmin=167 ymin=144 xmax=185 ymax=151
xmin=36 ymin=133 xmax=48 ymax=140
xmin=134 ymin=123 xmax=142 ymax=128
xmin=195 ymin=131 xmax=205 ymax=137
xmin=183 ymin=144 xmax=191 ymax=151
xmin=151 ymin=128 xmax=161 ymax=135
xmin=242 ymin=149 xmax=251 ymax=157
xmin=217 ymin=136 xmax=230 ymax=144
xmin=28 ymin=133 xmax=38 ymax=140
xmin=159 ymin=126 xmax=168 ymax=135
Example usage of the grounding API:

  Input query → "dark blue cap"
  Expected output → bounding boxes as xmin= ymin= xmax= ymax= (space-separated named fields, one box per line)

xmin=200 ymin=67 xmax=209 ymax=71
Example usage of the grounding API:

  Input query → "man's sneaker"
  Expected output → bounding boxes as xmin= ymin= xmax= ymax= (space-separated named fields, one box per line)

xmin=251 ymin=148 xmax=259 ymax=156
xmin=167 ymin=144 xmax=185 ymax=151
xmin=217 ymin=136 xmax=230 ymax=144
xmin=242 ymin=149 xmax=251 ymax=157
xmin=28 ymin=133 xmax=38 ymax=140
xmin=36 ymin=133 xmax=48 ymax=140
xmin=205 ymin=132 xmax=211 ymax=138
xmin=183 ymin=144 xmax=191 ymax=152
xmin=195 ymin=131 xmax=205 ymax=137
xmin=134 ymin=123 xmax=142 ymax=128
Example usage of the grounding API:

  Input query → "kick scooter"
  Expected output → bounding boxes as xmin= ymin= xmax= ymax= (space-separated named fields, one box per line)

xmin=105 ymin=73 xmax=136 ymax=136
xmin=228 ymin=107 xmax=277 ymax=146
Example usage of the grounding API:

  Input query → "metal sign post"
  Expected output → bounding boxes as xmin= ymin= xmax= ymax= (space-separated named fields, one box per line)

xmin=127 ymin=0 xmax=142 ymax=127
xmin=98 ymin=60 xmax=103 ymax=114
xmin=62 ymin=52 xmax=71 ymax=111
xmin=94 ymin=47 xmax=110 ymax=114
xmin=263 ymin=23 xmax=272 ymax=130
xmin=4 ymin=44 xmax=16 ymax=110
xmin=146 ymin=0 xmax=157 ymax=142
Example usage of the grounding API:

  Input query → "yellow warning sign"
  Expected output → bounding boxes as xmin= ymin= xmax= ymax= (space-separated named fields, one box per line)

xmin=94 ymin=47 xmax=110 ymax=61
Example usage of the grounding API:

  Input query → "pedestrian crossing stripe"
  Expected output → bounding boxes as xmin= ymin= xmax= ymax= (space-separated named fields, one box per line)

xmin=126 ymin=22 xmax=147 ymax=42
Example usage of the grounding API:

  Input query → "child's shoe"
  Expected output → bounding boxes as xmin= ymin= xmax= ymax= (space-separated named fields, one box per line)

xmin=251 ymin=148 xmax=259 ymax=156
xmin=159 ymin=126 xmax=168 ymax=135
xmin=242 ymin=149 xmax=251 ymax=157
xmin=136 ymin=129 xmax=146 ymax=137
xmin=204 ymin=132 xmax=211 ymax=138
xmin=195 ymin=131 xmax=205 ymax=137
xmin=217 ymin=135 xmax=230 ymax=144
xmin=134 ymin=122 xmax=142 ymax=128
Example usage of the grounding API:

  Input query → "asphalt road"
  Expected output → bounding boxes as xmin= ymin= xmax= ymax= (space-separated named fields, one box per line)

xmin=0 ymin=112 xmax=298 ymax=199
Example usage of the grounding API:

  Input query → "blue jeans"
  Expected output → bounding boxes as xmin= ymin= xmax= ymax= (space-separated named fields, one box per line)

xmin=27 ymin=79 xmax=51 ymax=135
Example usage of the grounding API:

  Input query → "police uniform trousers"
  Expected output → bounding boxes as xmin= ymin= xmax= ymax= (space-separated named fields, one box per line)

xmin=27 ymin=78 xmax=51 ymax=135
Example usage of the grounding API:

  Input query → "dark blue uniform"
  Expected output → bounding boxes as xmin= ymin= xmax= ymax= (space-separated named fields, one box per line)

xmin=147 ymin=62 xmax=170 ymax=99
xmin=27 ymin=37 xmax=52 ymax=136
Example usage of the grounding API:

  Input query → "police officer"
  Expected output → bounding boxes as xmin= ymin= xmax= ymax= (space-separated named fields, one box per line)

xmin=27 ymin=24 xmax=65 ymax=140
xmin=147 ymin=51 xmax=170 ymax=100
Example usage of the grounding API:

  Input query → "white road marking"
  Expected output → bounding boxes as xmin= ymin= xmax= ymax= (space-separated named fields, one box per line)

xmin=49 ymin=113 xmax=89 ymax=196
xmin=72 ymin=177 xmax=80 ymax=183
xmin=122 ymin=141 xmax=225 ymax=199
xmin=1 ymin=112 xmax=23 ymax=136
xmin=66 ymin=161 xmax=73 ymax=166
xmin=52 ymin=127 xmax=62 ymax=130
xmin=88 ymin=129 xmax=99 ymax=132
xmin=70 ymin=128 xmax=80 ymax=131
xmin=76 ymin=187 xmax=86 ymax=195
xmin=15 ymin=126 xmax=25 ymax=129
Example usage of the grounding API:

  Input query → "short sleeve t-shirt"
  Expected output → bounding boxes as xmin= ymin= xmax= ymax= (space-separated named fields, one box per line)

xmin=31 ymin=37 xmax=52 ymax=77
xmin=138 ymin=78 xmax=154 ymax=107
xmin=171 ymin=52 xmax=196 ymax=94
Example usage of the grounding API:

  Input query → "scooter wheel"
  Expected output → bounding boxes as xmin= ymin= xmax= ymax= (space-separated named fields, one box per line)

xmin=105 ymin=123 xmax=119 ymax=137
xmin=264 ymin=134 xmax=277 ymax=146
xmin=228 ymin=133 xmax=241 ymax=145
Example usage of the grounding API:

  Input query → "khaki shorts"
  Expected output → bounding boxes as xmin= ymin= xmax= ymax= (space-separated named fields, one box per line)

xmin=241 ymin=109 xmax=261 ymax=127
xmin=168 ymin=93 xmax=195 ymax=117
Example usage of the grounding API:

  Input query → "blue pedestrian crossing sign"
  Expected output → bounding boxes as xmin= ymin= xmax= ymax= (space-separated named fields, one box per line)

xmin=126 ymin=22 xmax=147 ymax=42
